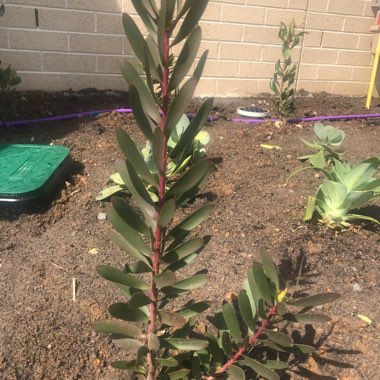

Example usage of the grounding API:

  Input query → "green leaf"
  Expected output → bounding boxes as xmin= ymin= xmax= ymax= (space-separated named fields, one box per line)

xmin=282 ymin=313 xmax=331 ymax=323
xmin=172 ymin=0 xmax=209 ymax=45
xmin=159 ymin=369 xmax=191 ymax=380
xmin=309 ymin=150 xmax=326 ymax=169
xmin=165 ymin=77 xmax=198 ymax=138
xmin=238 ymin=289 xmax=257 ymax=333
xmin=121 ymin=60 xmax=160 ymax=124
xmin=289 ymin=292 xmax=340 ymax=308
xmin=165 ymin=273 xmax=208 ymax=291
xmin=154 ymin=271 xmax=177 ymax=289
xmin=129 ymin=292 xmax=152 ymax=308
xmin=165 ymin=204 xmax=213 ymax=242
xmin=304 ymin=196 xmax=316 ymax=221
xmin=109 ymin=303 xmax=149 ymax=322
xmin=194 ymin=49 xmax=208 ymax=82
xmin=165 ymin=252 xmax=199 ymax=273
xmin=156 ymin=357 xmax=180 ymax=367
xmin=113 ymin=338 xmax=143 ymax=353
xmin=221 ymin=331 xmax=233 ymax=356
xmin=240 ymin=355 xmax=280 ymax=380
xmin=158 ymin=199 xmax=176 ymax=228
xmin=128 ymin=85 xmax=155 ymax=140
xmin=178 ymin=300 xmax=212 ymax=318
xmin=228 ymin=365 xmax=245 ymax=379
xmin=260 ymin=249 xmax=279 ymax=292
xmin=97 ymin=265 xmax=149 ymax=290
xmin=166 ymin=158 xmax=213 ymax=197
xmin=205 ymin=333 xmax=224 ymax=364
xmin=149 ymin=333 xmax=160 ymax=351
xmin=131 ymin=0 xmax=157 ymax=35
xmin=163 ymin=237 xmax=204 ymax=263
xmin=158 ymin=309 xmax=187 ymax=328
xmin=112 ymin=359 xmax=146 ymax=373
xmin=162 ymin=338 xmax=208 ymax=350
xmin=136 ymin=345 xmax=149 ymax=367
xmin=108 ymin=207 xmax=152 ymax=257
xmin=263 ymin=329 xmax=293 ymax=347
xmin=110 ymin=230 xmax=151 ymax=266
xmin=94 ymin=320 xmax=143 ymax=338
xmin=170 ymin=98 xmax=213 ymax=159
xmin=170 ymin=26 xmax=202 ymax=90
xmin=111 ymin=196 xmax=150 ymax=236
xmin=116 ymin=128 xmax=158 ymax=186
xmin=116 ymin=159 xmax=157 ymax=229
xmin=261 ymin=360 xmax=288 ymax=370
xmin=222 ymin=302 xmax=242 ymax=343
xmin=96 ymin=184 xmax=125 ymax=200
xmin=251 ymin=261 xmax=274 ymax=306
xmin=291 ymin=344 xmax=316 ymax=354
xmin=342 ymin=158 xmax=380 ymax=192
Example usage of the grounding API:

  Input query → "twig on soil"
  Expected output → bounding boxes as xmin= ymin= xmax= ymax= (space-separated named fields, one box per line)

xmin=50 ymin=261 xmax=66 ymax=271
xmin=72 ymin=277 xmax=76 ymax=302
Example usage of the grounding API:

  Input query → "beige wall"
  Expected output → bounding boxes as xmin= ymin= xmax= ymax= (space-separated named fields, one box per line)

xmin=0 ymin=0 xmax=378 ymax=96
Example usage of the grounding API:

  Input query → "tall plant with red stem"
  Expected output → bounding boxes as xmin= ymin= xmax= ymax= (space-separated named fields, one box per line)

xmin=95 ymin=1 xmax=339 ymax=379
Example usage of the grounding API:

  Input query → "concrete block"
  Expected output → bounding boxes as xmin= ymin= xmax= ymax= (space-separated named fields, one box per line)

xmin=239 ymin=61 xmax=274 ymax=79
xmin=6 ymin=0 xmax=65 ymax=7
xmin=242 ymin=25 xmax=279 ymax=44
xmin=200 ymin=21 xmax=242 ymax=42
xmin=194 ymin=78 xmax=217 ymax=97
xmin=219 ymin=42 xmax=261 ymax=60
xmin=69 ymin=34 xmax=123 ymax=54
xmin=9 ymin=29 xmax=68 ymax=51
xmin=302 ymin=47 xmax=338 ymax=64
xmin=0 ymin=50 xmax=41 ymax=71
xmin=199 ymin=59 xmax=239 ymax=78
xmin=327 ymin=0 xmax=365 ymax=16
xmin=42 ymin=52 xmax=97 ymax=73
xmin=308 ymin=0 xmax=328 ymax=12
xmin=246 ymin=0 xmax=287 ymax=8
xmin=306 ymin=13 xmax=345 ymax=31
xmin=338 ymin=50 xmax=372 ymax=66
xmin=318 ymin=65 xmax=353 ymax=81
xmin=217 ymin=78 xmax=259 ymax=97
xmin=96 ymin=13 xmax=124 ymax=35
xmin=67 ymin=0 xmax=122 ymax=13
xmin=0 ymin=6 xmax=36 ymax=28
xmin=265 ymin=9 xmax=305 ymax=27
xmin=322 ymin=32 xmax=360 ymax=49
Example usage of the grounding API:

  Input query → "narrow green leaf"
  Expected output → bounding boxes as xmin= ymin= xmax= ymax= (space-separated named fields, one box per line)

xmin=116 ymin=128 xmax=158 ymax=186
xmin=165 ymin=77 xmax=198 ymax=137
xmin=193 ymin=49 xmax=208 ymax=82
xmin=97 ymin=265 xmax=149 ymax=290
xmin=109 ymin=303 xmax=149 ymax=322
xmin=282 ymin=313 xmax=331 ymax=323
xmin=170 ymin=98 xmax=213 ymax=159
xmin=261 ymin=360 xmax=288 ymax=370
xmin=154 ymin=271 xmax=177 ymax=289
xmin=162 ymin=338 xmax=208 ymax=350
xmin=222 ymin=302 xmax=242 ymax=343
xmin=160 ymin=368 xmax=191 ymax=379
xmin=169 ymin=26 xmax=202 ymax=90
xmin=166 ymin=158 xmax=213 ymax=197
xmin=149 ymin=333 xmax=160 ymax=351
xmin=165 ymin=204 xmax=213 ymax=242
xmin=110 ymin=230 xmax=151 ymax=266
xmin=129 ymin=292 xmax=152 ymax=308
xmin=96 ymin=184 xmax=125 ymax=200
xmin=163 ymin=237 xmax=204 ymax=263
xmin=113 ymin=338 xmax=143 ymax=353
xmin=165 ymin=252 xmax=199 ymax=273
xmin=131 ymin=0 xmax=157 ymax=35
xmin=94 ymin=320 xmax=143 ymax=338
xmin=288 ymin=292 xmax=340 ymax=308
xmin=263 ymin=329 xmax=293 ymax=347
xmin=158 ymin=309 xmax=187 ymax=327
xmin=136 ymin=345 xmax=149 ymax=367
xmin=251 ymin=261 xmax=274 ymax=306
xmin=304 ymin=196 xmax=316 ymax=221
xmin=112 ymin=359 xmax=146 ymax=372
xmin=172 ymin=0 xmax=209 ymax=45
xmin=116 ymin=159 xmax=157 ymax=229
xmin=291 ymin=344 xmax=316 ymax=354
xmin=121 ymin=60 xmax=161 ymax=124
xmin=111 ymin=196 xmax=150 ymax=236
xmin=240 ymin=355 xmax=280 ymax=380
xmin=259 ymin=249 xmax=280 ymax=292
xmin=205 ymin=333 xmax=224 ymax=364
xmin=158 ymin=199 xmax=176 ymax=228
xmin=152 ymin=126 xmax=164 ymax=174
xmin=238 ymin=289 xmax=257 ymax=333
xmin=129 ymin=85 xmax=155 ymax=140
xmin=108 ymin=208 xmax=152 ymax=257
xmin=178 ymin=300 xmax=212 ymax=318
xmin=221 ymin=331 xmax=233 ymax=356
xmin=156 ymin=357 xmax=180 ymax=367
xmin=228 ymin=365 xmax=245 ymax=379
xmin=166 ymin=273 xmax=208 ymax=291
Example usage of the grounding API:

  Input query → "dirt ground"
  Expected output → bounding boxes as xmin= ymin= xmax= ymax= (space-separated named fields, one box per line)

xmin=0 ymin=90 xmax=379 ymax=380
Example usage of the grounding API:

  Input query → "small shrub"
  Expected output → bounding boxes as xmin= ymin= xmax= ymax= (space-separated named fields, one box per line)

xmin=95 ymin=2 xmax=339 ymax=379
xmin=270 ymin=21 xmax=304 ymax=118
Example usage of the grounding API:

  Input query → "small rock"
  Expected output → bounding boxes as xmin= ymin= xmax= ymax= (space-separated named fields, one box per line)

xmin=89 ymin=248 xmax=99 ymax=255
xmin=97 ymin=212 xmax=107 ymax=221
xmin=353 ymin=283 xmax=363 ymax=292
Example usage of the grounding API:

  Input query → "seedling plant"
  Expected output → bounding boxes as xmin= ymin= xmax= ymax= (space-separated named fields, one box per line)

xmin=270 ymin=21 xmax=304 ymax=118
xmin=95 ymin=1 xmax=339 ymax=379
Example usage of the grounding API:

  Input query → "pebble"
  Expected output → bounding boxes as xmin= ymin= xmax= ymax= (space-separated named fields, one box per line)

xmin=97 ymin=213 xmax=107 ymax=221
xmin=353 ymin=283 xmax=363 ymax=292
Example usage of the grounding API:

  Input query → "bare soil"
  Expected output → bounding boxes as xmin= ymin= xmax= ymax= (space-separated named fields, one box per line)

xmin=0 ymin=90 xmax=379 ymax=380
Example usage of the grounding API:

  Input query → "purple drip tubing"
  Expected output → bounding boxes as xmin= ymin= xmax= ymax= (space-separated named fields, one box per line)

xmin=1 ymin=107 xmax=380 ymax=127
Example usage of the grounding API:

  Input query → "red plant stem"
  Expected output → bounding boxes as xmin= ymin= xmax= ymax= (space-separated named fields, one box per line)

xmin=147 ymin=28 xmax=170 ymax=380
xmin=205 ymin=305 xmax=278 ymax=379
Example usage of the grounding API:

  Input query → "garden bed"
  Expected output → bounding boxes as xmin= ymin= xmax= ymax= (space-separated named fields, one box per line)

xmin=0 ymin=90 xmax=379 ymax=380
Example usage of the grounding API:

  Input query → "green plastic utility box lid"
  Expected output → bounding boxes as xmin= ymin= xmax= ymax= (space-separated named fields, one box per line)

xmin=0 ymin=144 xmax=71 ymax=205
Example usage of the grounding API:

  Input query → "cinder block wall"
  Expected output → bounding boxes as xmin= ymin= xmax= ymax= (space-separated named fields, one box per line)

xmin=0 ymin=0 xmax=377 ymax=96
